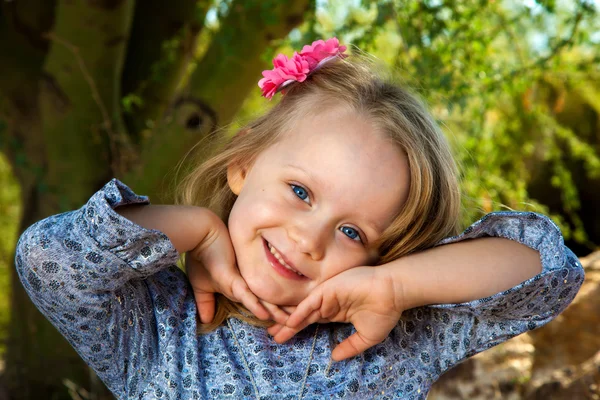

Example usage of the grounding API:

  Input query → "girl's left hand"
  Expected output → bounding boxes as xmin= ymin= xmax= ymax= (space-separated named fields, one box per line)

xmin=267 ymin=266 xmax=405 ymax=361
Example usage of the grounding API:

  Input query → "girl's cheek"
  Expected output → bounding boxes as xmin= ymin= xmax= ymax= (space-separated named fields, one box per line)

xmin=329 ymin=240 xmax=371 ymax=275
xmin=228 ymin=194 xmax=288 ymax=240
xmin=248 ymin=195 xmax=289 ymax=222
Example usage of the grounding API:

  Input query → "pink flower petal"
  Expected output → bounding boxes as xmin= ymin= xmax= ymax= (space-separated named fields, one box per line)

xmin=259 ymin=37 xmax=347 ymax=99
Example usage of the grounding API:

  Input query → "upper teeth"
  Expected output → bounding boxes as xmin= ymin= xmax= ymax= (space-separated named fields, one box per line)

xmin=268 ymin=243 xmax=304 ymax=276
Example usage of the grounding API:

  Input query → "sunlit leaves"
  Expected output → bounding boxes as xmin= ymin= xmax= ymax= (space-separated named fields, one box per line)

xmin=285 ymin=0 xmax=599 ymax=244
xmin=0 ymin=153 xmax=20 ymax=357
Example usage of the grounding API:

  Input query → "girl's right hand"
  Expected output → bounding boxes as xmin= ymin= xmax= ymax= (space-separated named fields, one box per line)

xmin=116 ymin=204 xmax=289 ymax=324
xmin=185 ymin=210 xmax=288 ymax=325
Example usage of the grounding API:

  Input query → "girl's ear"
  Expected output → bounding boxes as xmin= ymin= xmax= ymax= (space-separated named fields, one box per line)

xmin=227 ymin=161 xmax=248 ymax=195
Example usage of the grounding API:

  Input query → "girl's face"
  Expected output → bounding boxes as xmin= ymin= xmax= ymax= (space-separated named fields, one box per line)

xmin=227 ymin=106 xmax=410 ymax=306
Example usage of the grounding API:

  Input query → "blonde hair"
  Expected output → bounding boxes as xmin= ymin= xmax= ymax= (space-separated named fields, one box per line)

xmin=176 ymin=56 xmax=461 ymax=333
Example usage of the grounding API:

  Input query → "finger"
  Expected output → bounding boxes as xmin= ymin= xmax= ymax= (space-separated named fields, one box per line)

xmin=286 ymin=290 xmax=323 ymax=328
xmin=274 ymin=309 xmax=323 ymax=343
xmin=231 ymin=280 xmax=270 ymax=320
xmin=260 ymin=301 xmax=290 ymax=325
xmin=281 ymin=306 xmax=334 ymax=322
xmin=194 ymin=291 xmax=216 ymax=324
xmin=331 ymin=332 xmax=377 ymax=361
xmin=267 ymin=323 xmax=284 ymax=337
xmin=281 ymin=305 xmax=297 ymax=315
xmin=193 ymin=215 xmax=236 ymax=271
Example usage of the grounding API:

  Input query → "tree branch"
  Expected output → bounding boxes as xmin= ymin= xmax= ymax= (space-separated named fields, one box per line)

xmin=44 ymin=32 xmax=121 ymax=166
xmin=40 ymin=0 xmax=136 ymax=211
xmin=121 ymin=0 xmax=210 ymax=140
xmin=187 ymin=0 xmax=311 ymax=124
xmin=127 ymin=0 xmax=311 ymax=201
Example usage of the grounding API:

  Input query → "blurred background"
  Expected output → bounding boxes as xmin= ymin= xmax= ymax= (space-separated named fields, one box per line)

xmin=1 ymin=0 xmax=599 ymax=398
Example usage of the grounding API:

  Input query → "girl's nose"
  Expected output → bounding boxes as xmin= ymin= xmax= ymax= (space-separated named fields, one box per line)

xmin=287 ymin=219 xmax=328 ymax=261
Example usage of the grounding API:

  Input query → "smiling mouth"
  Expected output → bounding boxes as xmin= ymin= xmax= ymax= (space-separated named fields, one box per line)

xmin=263 ymin=239 xmax=306 ymax=279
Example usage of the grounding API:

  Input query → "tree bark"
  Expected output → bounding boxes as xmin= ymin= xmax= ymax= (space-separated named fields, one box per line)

xmin=40 ymin=0 xmax=136 ymax=213
xmin=0 ymin=0 xmax=53 ymax=195
xmin=0 ymin=1 xmax=81 ymax=397
xmin=125 ymin=0 xmax=311 ymax=201
xmin=121 ymin=0 xmax=209 ymax=140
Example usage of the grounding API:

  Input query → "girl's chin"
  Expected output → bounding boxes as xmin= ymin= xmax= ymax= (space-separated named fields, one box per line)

xmin=245 ymin=279 xmax=303 ymax=307
xmin=254 ymin=288 xmax=302 ymax=307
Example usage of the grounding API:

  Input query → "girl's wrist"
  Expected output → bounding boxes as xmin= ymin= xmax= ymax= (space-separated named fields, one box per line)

xmin=116 ymin=204 xmax=221 ymax=254
xmin=381 ymin=258 xmax=428 ymax=311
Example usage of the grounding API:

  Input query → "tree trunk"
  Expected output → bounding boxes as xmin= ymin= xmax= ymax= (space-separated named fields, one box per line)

xmin=121 ymin=0 xmax=209 ymax=140
xmin=40 ymin=0 xmax=136 ymax=211
xmin=125 ymin=0 xmax=312 ymax=201
xmin=0 ymin=1 xmax=92 ymax=397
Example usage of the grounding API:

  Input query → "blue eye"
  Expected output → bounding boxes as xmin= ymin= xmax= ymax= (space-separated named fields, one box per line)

xmin=340 ymin=226 xmax=361 ymax=242
xmin=291 ymin=184 xmax=310 ymax=203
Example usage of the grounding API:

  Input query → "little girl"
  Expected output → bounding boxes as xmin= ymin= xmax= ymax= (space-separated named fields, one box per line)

xmin=16 ymin=38 xmax=584 ymax=399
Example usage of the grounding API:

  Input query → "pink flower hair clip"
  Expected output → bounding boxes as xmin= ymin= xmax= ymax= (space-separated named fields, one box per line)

xmin=258 ymin=37 xmax=347 ymax=99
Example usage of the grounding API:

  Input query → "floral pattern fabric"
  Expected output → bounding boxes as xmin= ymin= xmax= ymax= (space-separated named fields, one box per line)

xmin=15 ymin=179 xmax=584 ymax=399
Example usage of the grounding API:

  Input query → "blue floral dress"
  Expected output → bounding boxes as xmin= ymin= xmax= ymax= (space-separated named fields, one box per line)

xmin=15 ymin=179 xmax=584 ymax=399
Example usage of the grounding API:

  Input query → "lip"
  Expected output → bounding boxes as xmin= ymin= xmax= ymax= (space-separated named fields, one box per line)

xmin=262 ymin=239 xmax=308 ymax=281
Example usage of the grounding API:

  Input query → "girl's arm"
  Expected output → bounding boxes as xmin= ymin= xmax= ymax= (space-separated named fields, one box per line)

xmin=15 ymin=179 xmax=258 ymax=398
xmin=15 ymin=180 xmax=184 ymax=397
xmin=274 ymin=212 xmax=584 ymax=368
xmin=115 ymin=204 xmax=219 ymax=254
xmin=408 ymin=212 xmax=584 ymax=378
xmin=387 ymin=236 xmax=543 ymax=310
xmin=116 ymin=203 xmax=273 ymax=324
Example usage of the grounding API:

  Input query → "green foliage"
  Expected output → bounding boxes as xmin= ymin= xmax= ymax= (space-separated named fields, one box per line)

xmin=0 ymin=152 xmax=21 ymax=358
xmin=278 ymin=0 xmax=600 ymax=242
xmin=121 ymin=93 xmax=144 ymax=114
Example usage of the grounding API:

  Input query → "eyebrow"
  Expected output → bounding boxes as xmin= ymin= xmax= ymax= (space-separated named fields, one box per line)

xmin=285 ymin=164 xmax=327 ymax=189
xmin=362 ymin=217 xmax=384 ymax=238
xmin=286 ymin=163 xmax=385 ymax=237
